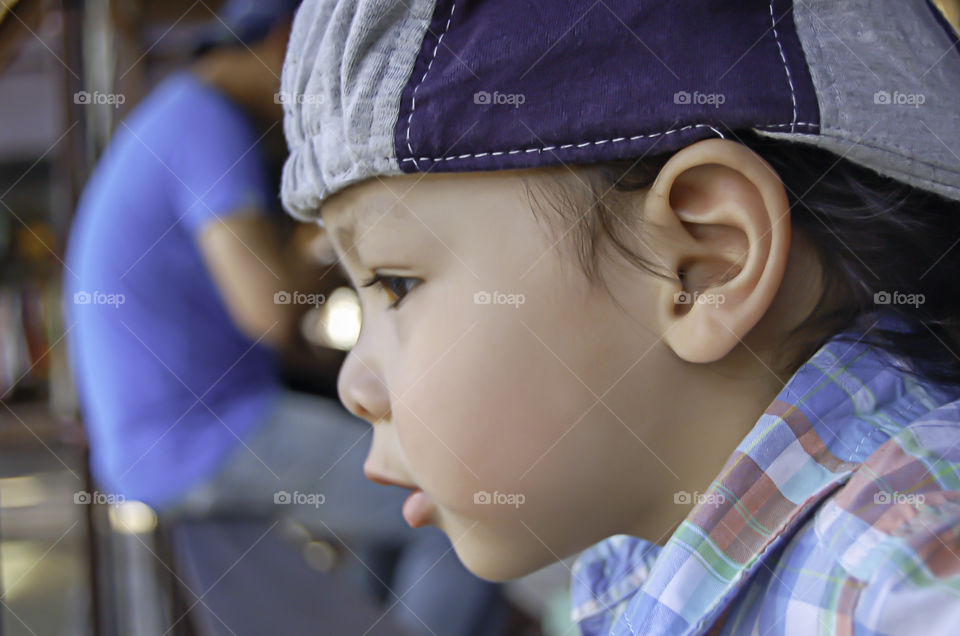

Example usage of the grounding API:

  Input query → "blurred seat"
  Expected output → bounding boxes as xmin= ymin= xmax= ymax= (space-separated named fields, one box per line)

xmin=158 ymin=516 xmax=416 ymax=636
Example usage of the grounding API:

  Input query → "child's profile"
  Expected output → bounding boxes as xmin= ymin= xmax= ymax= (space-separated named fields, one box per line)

xmin=280 ymin=0 xmax=960 ymax=633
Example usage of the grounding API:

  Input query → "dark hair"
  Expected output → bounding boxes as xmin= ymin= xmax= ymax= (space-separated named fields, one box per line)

xmin=523 ymin=129 xmax=960 ymax=387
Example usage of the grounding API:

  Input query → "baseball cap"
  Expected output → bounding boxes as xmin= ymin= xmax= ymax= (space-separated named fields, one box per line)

xmin=279 ymin=0 xmax=960 ymax=225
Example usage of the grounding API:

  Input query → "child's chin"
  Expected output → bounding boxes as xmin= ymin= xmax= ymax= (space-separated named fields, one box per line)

xmin=455 ymin=544 xmax=555 ymax=582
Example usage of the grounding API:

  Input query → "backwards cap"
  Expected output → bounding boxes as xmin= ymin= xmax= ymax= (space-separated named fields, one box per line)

xmin=280 ymin=0 xmax=960 ymax=224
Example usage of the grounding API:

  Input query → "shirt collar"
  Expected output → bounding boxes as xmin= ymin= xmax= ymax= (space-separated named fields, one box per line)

xmin=570 ymin=310 xmax=960 ymax=634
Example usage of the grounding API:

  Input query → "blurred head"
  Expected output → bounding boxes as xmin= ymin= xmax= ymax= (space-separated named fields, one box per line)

xmin=192 ymin=0 xmax=299 ymax=121
xmin=192 ymin=0 xmax=300 ymax=58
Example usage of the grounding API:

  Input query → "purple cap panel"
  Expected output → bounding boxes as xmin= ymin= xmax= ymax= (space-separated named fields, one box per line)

xmin=395 ymin=0 xmax=820 ymax=173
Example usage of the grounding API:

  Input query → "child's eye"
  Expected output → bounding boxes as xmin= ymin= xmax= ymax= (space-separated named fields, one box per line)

xmin=359 ymin=272 xmax=421 ymax=310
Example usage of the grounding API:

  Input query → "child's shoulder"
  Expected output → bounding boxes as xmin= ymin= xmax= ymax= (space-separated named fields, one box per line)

xmin=810 ymin=400 xmax=960 ymax=621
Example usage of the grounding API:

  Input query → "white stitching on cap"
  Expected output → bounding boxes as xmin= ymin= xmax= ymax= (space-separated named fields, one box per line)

xmin=399 ymin=0 xmax=816 ymax=166
xmin=770 ymin=0 xmax=799 ymax=132
xmin=404 ymin=0 xmax=458 ymax=171
xmin=762 ymin=122 xmax=817 ymax=129
xmin=399 ymin=122 xmax=818 ymax=164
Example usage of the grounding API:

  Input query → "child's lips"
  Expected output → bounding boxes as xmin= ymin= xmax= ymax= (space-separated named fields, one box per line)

xmin=402 ymin=489 xmax=435 ymax=528
xmin=363 ymin=466 xmax=435 ymax=527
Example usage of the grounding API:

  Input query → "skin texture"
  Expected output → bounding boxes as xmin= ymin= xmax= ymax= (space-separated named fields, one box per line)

xmin=320 ymin=139 xmax=828 ymax=581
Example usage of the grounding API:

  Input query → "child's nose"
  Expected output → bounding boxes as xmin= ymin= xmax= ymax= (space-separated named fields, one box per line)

xmin=337 ymin=347 xmax=389 ymax=425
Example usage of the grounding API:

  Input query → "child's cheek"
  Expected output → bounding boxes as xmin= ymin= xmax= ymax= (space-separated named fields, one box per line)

xmin=394 ymin=304 xmax=595 ymax=517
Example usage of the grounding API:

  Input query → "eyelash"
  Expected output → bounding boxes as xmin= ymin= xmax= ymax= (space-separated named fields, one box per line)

xmin=360 ymin=273 xmax=420 ymax=309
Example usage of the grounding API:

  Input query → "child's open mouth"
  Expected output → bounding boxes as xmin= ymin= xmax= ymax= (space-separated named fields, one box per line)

xmin=402 ymin=488 xmax=434 ymax=528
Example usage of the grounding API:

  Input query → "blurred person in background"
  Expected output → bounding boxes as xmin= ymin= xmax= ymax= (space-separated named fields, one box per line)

xmin=63 ymin=1 xmax=506 ymax=634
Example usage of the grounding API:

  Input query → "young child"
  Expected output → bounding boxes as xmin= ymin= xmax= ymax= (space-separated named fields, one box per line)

xmin=279 ymin=0 xmax=960 ymax=633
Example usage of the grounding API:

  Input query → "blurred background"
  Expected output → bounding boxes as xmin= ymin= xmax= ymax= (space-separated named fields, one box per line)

xmin=0 ymin=1 xmax=958 ymax=635
xmin=0 ymin=1 xmax=579 ymax=635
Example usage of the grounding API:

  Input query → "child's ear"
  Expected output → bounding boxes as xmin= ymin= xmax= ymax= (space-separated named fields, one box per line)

xmin=643 ymin=138 xmax=791 ymax=364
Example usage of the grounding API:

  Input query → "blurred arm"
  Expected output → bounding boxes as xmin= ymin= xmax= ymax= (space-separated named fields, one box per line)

xmin=196 ymin=209 xmax=300 ymax=350
xmin=197 ymin=213 xmax=349 ymax=391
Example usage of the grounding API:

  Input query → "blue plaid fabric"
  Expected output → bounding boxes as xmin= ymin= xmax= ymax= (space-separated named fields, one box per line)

xmin=571 ymin=311 xmax=960 ymax=635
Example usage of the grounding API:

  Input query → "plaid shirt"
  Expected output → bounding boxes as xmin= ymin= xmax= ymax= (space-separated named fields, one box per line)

xmin=571 ymin=311 xmax=960 ymax=635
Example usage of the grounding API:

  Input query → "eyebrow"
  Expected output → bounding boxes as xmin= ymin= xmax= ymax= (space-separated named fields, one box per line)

xmin=334 ymin=223 xmax=357 ymax=262
xmin=328 ymin=201 xmax=415 ymax=273
xmin=332 ymin=220 xmax=384 ymax=287
xmin=331 ymin=202 xmax=381 ymax=258
xmin=330 ymin=203 xmax=388 ymax=268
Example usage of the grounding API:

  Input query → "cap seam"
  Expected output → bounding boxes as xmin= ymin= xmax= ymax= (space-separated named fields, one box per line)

xmin=292 ymin=120 xmax=821 ymax=176
xmin=403 ymin=0 xmax=458 ymax=171
xmin=396 ymin=121 xmax=818 ymax=164
xmin=769 ymin=0 xmax=799 ymax=132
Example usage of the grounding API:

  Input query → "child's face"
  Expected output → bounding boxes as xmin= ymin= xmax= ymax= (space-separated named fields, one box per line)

xmin=321 ymin=165 xmax=778 ymax=581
